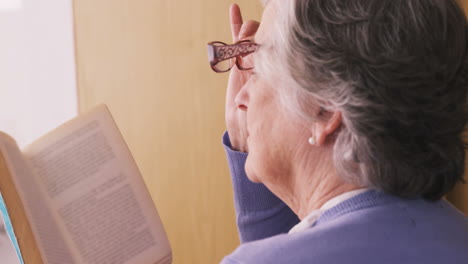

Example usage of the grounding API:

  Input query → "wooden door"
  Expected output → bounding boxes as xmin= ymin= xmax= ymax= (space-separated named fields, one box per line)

xmin=73 ymin=1 xmax=263 ymax=263
xmin=448 ymin=0 xmax=468 ymax=214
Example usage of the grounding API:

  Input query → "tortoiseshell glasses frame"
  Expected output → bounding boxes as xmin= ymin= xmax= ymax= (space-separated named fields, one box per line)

xmin=207 ymin=40 xmax=259 ymax=73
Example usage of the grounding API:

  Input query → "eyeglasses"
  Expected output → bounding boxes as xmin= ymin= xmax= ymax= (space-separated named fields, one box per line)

xmin=207 ymin=40 xmax=259 ymax=73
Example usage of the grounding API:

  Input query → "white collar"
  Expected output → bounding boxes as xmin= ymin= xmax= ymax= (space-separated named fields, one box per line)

xmin=288 ymin=188 xmax=369 ymax=234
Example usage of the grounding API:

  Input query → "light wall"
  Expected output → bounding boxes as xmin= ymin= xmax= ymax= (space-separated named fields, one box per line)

xmin=0 ymin=0 xmax=77 ymax=147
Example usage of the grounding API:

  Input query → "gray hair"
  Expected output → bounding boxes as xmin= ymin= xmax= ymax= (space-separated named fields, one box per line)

xmin=255 ymin=0 xmax=468 ymax=200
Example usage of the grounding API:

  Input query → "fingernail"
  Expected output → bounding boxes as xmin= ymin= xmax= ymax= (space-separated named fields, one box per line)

xmin=238 ymin=26 xmax=246 ymax=40
xmin=238 ymin=31 xmax=246 ymax=40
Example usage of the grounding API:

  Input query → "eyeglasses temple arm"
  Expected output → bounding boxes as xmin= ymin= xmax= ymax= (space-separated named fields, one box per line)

xmin=207 ymin=43 xmax=258 ymax=65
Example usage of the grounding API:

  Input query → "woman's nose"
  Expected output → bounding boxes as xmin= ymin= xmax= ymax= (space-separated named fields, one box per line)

xmin=235 ymin=84 xmax=249 ymax=111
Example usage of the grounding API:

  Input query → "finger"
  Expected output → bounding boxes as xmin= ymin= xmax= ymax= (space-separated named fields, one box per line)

xmin=230 ymin=3 xmax=243 ymax=42
xmin=238 ymin=20 xmax=260 ymax=40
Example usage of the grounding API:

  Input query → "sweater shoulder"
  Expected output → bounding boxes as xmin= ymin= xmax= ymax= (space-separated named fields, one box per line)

xmin=222 ymin=197 xmax=468 ymax=264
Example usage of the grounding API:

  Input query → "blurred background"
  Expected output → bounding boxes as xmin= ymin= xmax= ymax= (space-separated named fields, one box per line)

xmin=0 ymin=0 xmax=467 ymax=263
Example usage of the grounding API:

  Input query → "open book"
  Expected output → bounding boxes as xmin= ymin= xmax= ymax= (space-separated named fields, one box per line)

xmin=0 ymin=105 xmax=172 ymax=264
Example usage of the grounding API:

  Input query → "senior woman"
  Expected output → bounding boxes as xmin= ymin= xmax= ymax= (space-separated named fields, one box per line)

xmin=208 ymin=0 xmax=468 ymax=263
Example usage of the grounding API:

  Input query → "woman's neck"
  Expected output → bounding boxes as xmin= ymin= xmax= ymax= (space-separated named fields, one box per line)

xmin=281 ymin=146 xmax=362 ymax=220
xmin=295 ymin=180 xmax=363 ymax=219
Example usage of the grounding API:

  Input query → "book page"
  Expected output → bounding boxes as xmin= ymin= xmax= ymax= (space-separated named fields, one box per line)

xmin=0 ymin=133 xmax=74 ymax=264
xmin=23 ymin=105 xmax=171 ymax=264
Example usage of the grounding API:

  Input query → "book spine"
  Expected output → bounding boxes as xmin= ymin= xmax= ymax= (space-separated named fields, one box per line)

xmin=0 ymin=192 xmax=24 ymax=264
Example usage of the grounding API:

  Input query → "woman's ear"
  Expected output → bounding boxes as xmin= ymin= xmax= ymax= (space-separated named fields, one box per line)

xmin=314 ymin=111 xmax=342 ymax=146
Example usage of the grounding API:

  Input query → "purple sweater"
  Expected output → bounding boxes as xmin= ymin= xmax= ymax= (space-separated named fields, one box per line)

xmin=221 ymin=132 xmax=468 ymax=264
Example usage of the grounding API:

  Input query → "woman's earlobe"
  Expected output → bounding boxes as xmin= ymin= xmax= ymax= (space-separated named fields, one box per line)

xmin=315 ymin=111 xmax=342 ymax=146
